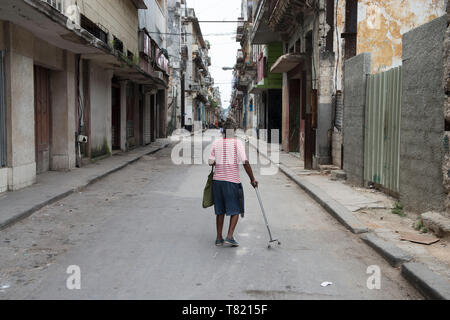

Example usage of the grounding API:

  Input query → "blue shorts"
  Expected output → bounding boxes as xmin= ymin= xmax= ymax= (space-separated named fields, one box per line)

xmin=212 ymin=180 xmax=244 ymax=216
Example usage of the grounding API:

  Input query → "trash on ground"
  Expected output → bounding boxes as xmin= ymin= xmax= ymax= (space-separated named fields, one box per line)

xmin=321 ymin=281 xmax=333 ymax=287
xmin=399 ymin=231 xmax=440 ymax=245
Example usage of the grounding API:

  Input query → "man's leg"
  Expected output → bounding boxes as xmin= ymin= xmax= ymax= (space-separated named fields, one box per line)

xmin=226 ymin=214 xmax=239 ymax=239
xmin=216 ymin=214 xmax=225 ymax=240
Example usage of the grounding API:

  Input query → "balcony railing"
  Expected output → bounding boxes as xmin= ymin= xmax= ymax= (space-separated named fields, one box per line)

xmin=236 ymin=16 xmax=244 ymax=42
xmin=193 ymin=45 xmax=208 ymax=71
xmin=237 ymin=50 xmax=244 ymax=61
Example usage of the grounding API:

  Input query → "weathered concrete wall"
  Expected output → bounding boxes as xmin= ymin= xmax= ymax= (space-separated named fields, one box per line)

xmin=140 ymin=0 xmax=167 ymax=48
xmin=343 ymin=52 xmax=371 ymax=186
xmin=0 ymin=167 xmax=6 ymax=193
xmin=332 ymin=130 xmax=342 ymax=168
xmin=67 ymin=0 xmax=140 ymax=56
xmin=281 ymin=73 xmax=289 ymax=152
xmin=120 ymin=81 xmax=127 ymax=151
xmin=400 ymin=16 xmax=446 ymax=213
xmin=158 ymin=89 xmax=168 ymax=138
xmin=50 ymin=52 xmax=76 ymax=171
xmin=356 ymin=0 xmax=446 ymax=74
xmin=0 ymin=22 xmax=84 ymax=191
xmin=167 ymin=0 xmax=182 ymax=134
xmin=443 ymin=0 xmax=450 ymax=217
xmin=4 ymin=23 xmax=36 ymax=190
xmin=89 ymin=62 xmax=113 ymax=156
xmin=316 ymin=51 xmax=335 ymax=166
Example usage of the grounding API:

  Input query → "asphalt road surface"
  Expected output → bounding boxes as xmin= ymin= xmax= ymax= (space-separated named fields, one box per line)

xmin=0 ymin=132 xmax=422 ymax=299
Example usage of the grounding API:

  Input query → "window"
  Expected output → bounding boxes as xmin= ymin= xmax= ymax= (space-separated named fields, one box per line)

xmin=113 ymin=36 xmax=124 ymax=53
xmin=80 ymin=14 xmax=108 ymax=44
xmin=127 ymin=50 xmax=134 ymax=61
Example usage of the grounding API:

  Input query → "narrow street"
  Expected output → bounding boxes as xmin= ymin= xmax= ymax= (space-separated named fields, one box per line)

xmin=0 ymin=132 xmax=421 ymax=299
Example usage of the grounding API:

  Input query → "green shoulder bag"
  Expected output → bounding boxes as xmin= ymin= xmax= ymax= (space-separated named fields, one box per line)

xmin=202 ymin=166 xmax=214 ymax=208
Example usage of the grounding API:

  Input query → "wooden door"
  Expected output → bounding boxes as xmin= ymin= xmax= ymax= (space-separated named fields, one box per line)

xmin=34 ymin=66 xmax=51 ymax=174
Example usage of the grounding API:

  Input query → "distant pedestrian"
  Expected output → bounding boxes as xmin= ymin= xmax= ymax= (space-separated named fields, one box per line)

xmin=208 ymin=118 xmax=258 ymax=247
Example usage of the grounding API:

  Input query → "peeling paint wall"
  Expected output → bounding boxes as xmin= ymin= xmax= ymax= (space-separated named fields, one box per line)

xmin=357 ymin=0 xmax=446 ymax=73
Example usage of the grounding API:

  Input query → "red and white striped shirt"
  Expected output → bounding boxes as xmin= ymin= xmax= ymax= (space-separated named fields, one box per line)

xmin=209 ymin=138 xmax=248 ymax=184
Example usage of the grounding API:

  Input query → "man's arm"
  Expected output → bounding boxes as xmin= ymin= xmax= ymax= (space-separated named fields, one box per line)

xmin=243 ymin=161 xmax=258 ymax=188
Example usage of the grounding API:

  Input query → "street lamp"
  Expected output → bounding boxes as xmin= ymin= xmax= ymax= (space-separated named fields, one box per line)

xmin=222 ymin=67 xmax=234 ymax=71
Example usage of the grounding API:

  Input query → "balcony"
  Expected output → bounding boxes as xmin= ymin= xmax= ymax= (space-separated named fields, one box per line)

xmin=250 ymin=0 xmax=280 ymax=44
xmin=181 ymin=45 xmax=188 ymax=59
xmin=236 ymin=17 xmax=244 ymax=42
xmin=193 ymin=46 xmax=208 ymax=73
xmin=252 ymin=42 xmax=283 ymax=92
xmin=204 ymin=76 xmax=213 ymax=86
xmin=189 ymin=82 xmax=201 ymax=92
xmin=2 ymin=0 xmax=166 ymax=89
xmin=237 ymin=50 xmax=244 ymax=62
xmin=236 ymin=49 xmax=244 ymax=68
xmin=267 ymin=0 xmax=308 ymax=34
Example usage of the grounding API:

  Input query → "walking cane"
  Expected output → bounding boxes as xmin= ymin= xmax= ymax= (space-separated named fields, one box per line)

xmin=255 ymin=187 xmax=281 ymax=249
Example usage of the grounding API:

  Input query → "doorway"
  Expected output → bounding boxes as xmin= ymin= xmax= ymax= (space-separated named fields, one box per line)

xmin=289 ymin=79 xmax=301 ymax=152
xmin=267 ymin=89 xmax=282 ymax=144
xmin=34 ymin=65 xmax=51 ymax=174
xmin=111 ymin=83 xmax=121 ymax=150
xmin=150 ymin=94 xmax=156 ymax=142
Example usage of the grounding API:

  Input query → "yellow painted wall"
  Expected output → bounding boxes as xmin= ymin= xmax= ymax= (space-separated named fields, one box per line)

xmin=356 ymin=0 xmax=446 ymax=73
xmin=66 ymin=0 xmax=139 ymax=56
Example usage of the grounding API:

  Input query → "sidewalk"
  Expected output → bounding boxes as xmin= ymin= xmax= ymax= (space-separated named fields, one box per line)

xmin=0 ymin=139 xmax=170 ymax=231
xmin=247 ymin=136 xmax=450 ymax=299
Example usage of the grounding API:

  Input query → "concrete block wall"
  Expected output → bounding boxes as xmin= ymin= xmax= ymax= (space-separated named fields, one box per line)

xmin=89 ymin=62 xmax=114 ymax=156
xmin=443 ymin=0 xmax=450 ymax=217
xmin=343 ymin=53 xmax=371 ymax=186
xmin=316 ymin=51 xmax=335 ymax=165
xmin=400 ymin=16 xmax=447 ymax=213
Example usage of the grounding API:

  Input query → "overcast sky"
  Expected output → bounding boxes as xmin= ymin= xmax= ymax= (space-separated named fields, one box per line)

xmin=189 ymin=0 xmax=242 ymax=109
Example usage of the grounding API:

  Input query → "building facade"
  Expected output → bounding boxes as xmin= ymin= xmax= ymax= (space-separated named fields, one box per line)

xmin=233 ymin=0 xmax=447 ymax=170
xmin=182 ymin=7 xmax=214 ymax=132
xmin=0 ymin=0 xmax=170 ymax=194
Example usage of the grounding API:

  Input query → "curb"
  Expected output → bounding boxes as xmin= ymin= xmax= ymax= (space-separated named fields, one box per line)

xmin=401 ymin=262 xmax=450 ymax=300
xmin=247 ymin=138 xmax=450 ymax=300
xmin=0 ymin=189 xmax=74 ymax=230
xmin=250 ymin=141 xmax=367 ymax=234
xmin=0 ymin=143 xmax=169 ymax=231
xmin=279 ymin=164 xmax=368 ymax=234
xmin=360 ymin=233 xmax=413 ymax=267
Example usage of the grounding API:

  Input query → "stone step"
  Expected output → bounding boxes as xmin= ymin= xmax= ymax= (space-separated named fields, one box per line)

xmin=421 ymin=211 xmax=450 ymax=238
xmin=319 ymin=165 xmax=341 ymax=174
xmin=330 ymin=170 xmax=347 ymax=181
